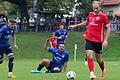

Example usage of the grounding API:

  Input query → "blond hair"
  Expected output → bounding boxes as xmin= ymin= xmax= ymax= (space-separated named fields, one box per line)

xmin=92 ymin=1 xmax=101 ymax=5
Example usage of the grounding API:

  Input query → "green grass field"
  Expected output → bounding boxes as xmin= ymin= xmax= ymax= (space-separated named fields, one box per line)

xmin=0 ymin=60 xmax=120 ymax=80
xmin=0 ymin=32 xmax=120 ymax=80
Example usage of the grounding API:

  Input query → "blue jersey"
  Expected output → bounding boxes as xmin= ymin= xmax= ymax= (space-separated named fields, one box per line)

xmin=54 ymin=29 xmax=68 ymax=46
xmin=48 ymin=48 xmax=69 ymax=69
xmin=0 ymin=25 xmax=14 ymax=47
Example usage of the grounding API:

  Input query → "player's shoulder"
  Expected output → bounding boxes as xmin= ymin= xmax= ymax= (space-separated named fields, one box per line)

xmin=88 ymin=12 xmax=94 ymax=15
xmin=64 ymin=29 xmax=68 ymax=32
xmin=55 ymin=29 xmax=60 ymax=33
xmin=64 ymin=50 xmax=69 ymax=54
xmin=99 ymin=12 xmax=107 ymax=17
xmin=0 ymin=24 xmax=7 ymax=30
xmin=48 ymin=47 xmax=57 ymax=52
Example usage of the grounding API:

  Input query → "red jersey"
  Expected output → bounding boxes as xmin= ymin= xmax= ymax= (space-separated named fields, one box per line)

xmin=49 ymin=37 xmax=56 ymax=48
xmin=84 ymin=12 xmax=110 ymax=43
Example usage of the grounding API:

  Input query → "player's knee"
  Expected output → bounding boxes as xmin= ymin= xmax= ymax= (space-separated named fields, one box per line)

xmin=42 ymin=59 xmax=50 ymax=64
xmin=8 ymin=53 xmax=14 ymax=59
xmin=8 ymin=53 xmax=14 ymax=63
xmin=9 ymin=57 xmax=14 ymax=61
xmin=53 ymin=67 xmax=61 ymax=73
xmin=9 ymin=57 xmax=14 ymax=63
xmin=96 ymin=58 xmax=103 ymax=63
xmin=87 ymin=54 xmax=93 ymax=58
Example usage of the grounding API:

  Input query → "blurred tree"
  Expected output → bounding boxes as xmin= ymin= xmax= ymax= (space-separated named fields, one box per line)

xmin=0 ymin=0 xmax=3 ymax=3
xmin=76 ymin=0 xmax=95 ymax=17
xmin=0 ymin=1 xmax=16 ymax=17
xmin=4 ymin=0 xmax=29 ymax=18
xmin=4 ymin=0 xmax=75 ymax=18
xmin=36 ymin=0 xmax=74 ymax=14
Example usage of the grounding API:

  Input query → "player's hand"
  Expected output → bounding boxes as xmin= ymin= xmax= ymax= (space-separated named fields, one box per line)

xmin=68 ymin=25 xmax=75 ymax=30
xmin=46 ymin=38 xmax=49 ymax=41
xmin=102 ymin=40 xmax=108 ymax=49
xmin=14 ymin=45 xmax=19 ymax=49
xmin=63 ymin=70 xmax=67 ymax=73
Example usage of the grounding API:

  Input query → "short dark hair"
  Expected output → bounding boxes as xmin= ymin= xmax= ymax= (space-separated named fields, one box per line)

xmin=8 ymin=18 xmax=16 ymax=23
xmin=59 ymin=22 xmax=64 ymax=25
xmin=59 ymin=42 xmax=65 ymax=46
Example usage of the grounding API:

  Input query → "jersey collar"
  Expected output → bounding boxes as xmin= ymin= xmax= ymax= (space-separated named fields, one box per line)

xmin=93 ymin=11 xmax=101 ymax=16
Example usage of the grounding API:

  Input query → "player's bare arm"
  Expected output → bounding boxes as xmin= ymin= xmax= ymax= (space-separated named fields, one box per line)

xmin=44 ymin=38 xmax=49 ymax=51
xmin=12 ymin=34 xmax=18 ymax=49
xmin=103 ymin=24 xmax=111 ymax=48
xmin=68 ymin=20 xmax=88 ymax=30
xmin=63 ymin=62 xmax=68 ymax=73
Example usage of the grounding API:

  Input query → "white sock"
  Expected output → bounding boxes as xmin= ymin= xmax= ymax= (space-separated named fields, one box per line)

xmin=90 ymin=71 xmax=94 ymax=75
xmin=8 ymin=72 xmax=12 ymax=76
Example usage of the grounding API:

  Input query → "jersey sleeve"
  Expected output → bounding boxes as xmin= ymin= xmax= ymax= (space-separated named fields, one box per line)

xmin=102 ymin=14 xmax=110 ymax=26
xmin=54 ymin=30 xmax=58 ymax=37
xmin=0 ymin=26 xmax=6 ymax=37
xmin=64 ymin=52 xmax=69 ymax=62
xmin=86 ymin=12 xmax=91 ymax=22
xmin=48 ymin=47 xmax=56 ymax=54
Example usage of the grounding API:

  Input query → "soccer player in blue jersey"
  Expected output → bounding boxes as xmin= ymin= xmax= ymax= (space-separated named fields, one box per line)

xmin=37 ymin=38 xmax=69 ymax=73
xmin=0 ymin=18 xmax=18 ymax=78
xmin=54 ymin=23 xmax=68 ymax=48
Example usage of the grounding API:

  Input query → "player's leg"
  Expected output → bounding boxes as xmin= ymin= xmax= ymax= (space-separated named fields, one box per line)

xmin=85 ymin=40 xmax=96 ymax=79
xmin=95 ymin=53 xmax=106 ymax=80
xmin=86 ymin=50 xmax=96 ymax=80
xmin=37 ymin=59 xmax=50 ymax=71
xmin=94 ymin=42 xmax=105 ymax=80
xmin=51 ymin=67 xmax=61 ymax=73
xmin=5 ymin=46 xmax=16 ymax=78
xmin=84 ymin=53 xmax=88 ymax=65
xmin=8 ymin=53 xmax=15 ymax=78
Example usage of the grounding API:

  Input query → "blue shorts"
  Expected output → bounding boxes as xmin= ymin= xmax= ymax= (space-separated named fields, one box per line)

xmin=47 ymin=61 xmax=62 ymax=72
xmin=0 ymin=45 xmax=13 ymax=62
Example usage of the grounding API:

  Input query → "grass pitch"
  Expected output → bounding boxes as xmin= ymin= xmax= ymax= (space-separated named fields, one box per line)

xmin=0 ymin=32 xmax=120 ymax=80
xmin=0 ymin=60 xmax=120 ymax=80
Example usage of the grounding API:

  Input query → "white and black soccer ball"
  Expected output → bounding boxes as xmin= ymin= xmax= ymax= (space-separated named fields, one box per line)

xmin=66 ymin=71 xmax=76 ymax=80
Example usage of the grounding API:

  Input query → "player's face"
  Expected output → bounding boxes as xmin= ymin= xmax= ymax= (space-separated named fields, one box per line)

xmin=59 ymin=25 xmax=64 ymax=29
xmin=8 ymin=22 xmax=16 ymax=29
xmin=59 ymin=44 xmax=65 ymax=51
xmin=93 ymin=3 xmax=100 ymax=14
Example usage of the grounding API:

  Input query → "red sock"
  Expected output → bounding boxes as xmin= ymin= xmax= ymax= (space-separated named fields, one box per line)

xmin=99 ymin=61 xmax=104 ymax=71
xmin=87 ymin=58 xmax=94 ymax=72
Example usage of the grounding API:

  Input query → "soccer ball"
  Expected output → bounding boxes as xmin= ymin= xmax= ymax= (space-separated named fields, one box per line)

xmin=66 ymin=71 xmax=76 ymax=80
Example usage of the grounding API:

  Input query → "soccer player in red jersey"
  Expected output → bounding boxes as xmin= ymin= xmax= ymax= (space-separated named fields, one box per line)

xmin=49 ymin=34 xmax=57 ymax=48
xmin=68 ymin=1 xmax=111 ymax=80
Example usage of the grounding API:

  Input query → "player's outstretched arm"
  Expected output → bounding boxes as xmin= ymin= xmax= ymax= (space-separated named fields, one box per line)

xmin=68 ymin=20 xmax=87 ymax=30
xmin=103 ymin=24 xmax=111 ymax=48
xmin=53 ymin=33 xmax=62 ymax=39
xmin=12 ymin=34 xmax=19 ymax=49
xmin=44 ymin=38 xmax=49 ymax=51
xmin=63 ymin=62 xmax=68 ymax=73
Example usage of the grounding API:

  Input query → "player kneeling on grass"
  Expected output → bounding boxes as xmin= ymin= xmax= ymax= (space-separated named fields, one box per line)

xmin=37 ymin=39 xmax=69 ymax=73
xmin=0 ymin=18 xmax=18 ymax=78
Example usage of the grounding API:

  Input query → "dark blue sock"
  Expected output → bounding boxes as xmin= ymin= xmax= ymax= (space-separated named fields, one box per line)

xmin=8 ymin=57 xmax=14 ymax=72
